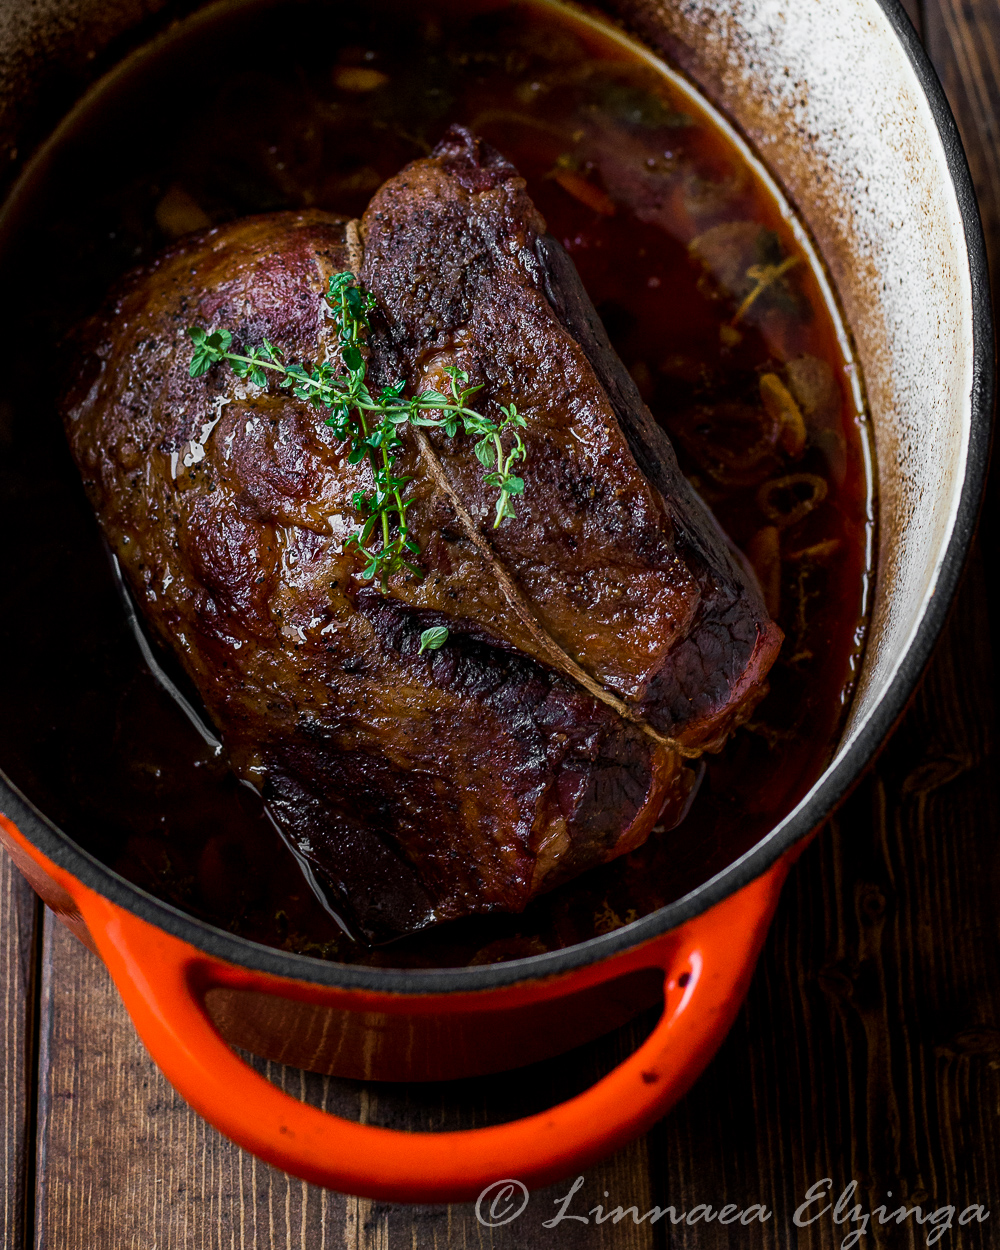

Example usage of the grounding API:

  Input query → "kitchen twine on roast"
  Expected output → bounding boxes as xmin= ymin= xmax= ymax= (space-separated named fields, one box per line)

xmin=473 ymin=1176 xmax=990 ymax=1246
xmin=349 ymin=215 xmax=701 ymax=762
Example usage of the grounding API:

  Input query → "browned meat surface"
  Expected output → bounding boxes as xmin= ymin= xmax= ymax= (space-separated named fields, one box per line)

xmin=363 ymin=128 xmax=782 ymax=749
xmin=61 ymin=131 xmax=781 ymax=943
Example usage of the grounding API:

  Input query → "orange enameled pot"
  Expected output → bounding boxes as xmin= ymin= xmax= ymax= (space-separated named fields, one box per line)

xmin=0 ymin=0 xmax=992 ymax=1201
xmin=0 ymin=812 xmax=791 ymax=1200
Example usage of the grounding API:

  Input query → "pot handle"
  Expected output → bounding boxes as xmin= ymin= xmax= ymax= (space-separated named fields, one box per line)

xmin=60 ymin=857 xmax=787 ymax=1202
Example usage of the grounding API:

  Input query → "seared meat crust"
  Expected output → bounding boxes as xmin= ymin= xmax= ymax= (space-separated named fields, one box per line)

xmin=62 ymin=133 xmax=780 ymax=942
xmin=362 ymin=128 xmax=781 ymax=749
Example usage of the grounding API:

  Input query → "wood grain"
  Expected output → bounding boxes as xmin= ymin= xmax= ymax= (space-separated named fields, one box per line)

xmin=900 ymin=0 xmax=925 ymax=40
xmin=922 ymin=0 xmax=1000 ymax=649
xmin=0 ymin=848 xmax=40 ymax=1250
xmin=32 ymin=912 xmax=660 ymax=1249
xmin=924 ymin=0 xmax=1000 ymax=285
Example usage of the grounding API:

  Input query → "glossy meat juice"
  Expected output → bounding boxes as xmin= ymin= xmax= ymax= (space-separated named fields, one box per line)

xmin=0 ymin=0 xmax=873 ymax=966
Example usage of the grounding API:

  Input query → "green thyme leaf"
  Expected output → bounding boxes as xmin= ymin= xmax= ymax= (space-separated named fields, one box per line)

xmin=187 ymin=272 xmax=530 ymax=587
xmin=418 ymin=626 xmax=449 ymax=655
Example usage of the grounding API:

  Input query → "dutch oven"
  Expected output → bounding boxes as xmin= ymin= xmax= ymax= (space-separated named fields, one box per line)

xmin=0 ymin=0 xmax=991 ymax=1202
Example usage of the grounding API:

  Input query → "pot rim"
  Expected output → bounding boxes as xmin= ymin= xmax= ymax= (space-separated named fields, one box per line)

xmin=0 ymin=0 xmax=992 ymax=996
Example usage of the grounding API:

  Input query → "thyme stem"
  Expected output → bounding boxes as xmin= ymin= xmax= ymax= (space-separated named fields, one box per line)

xmin=189 ymin=272 xmax=696 ymax=759
xmin=411 ymin=427 xmax=699 ymax=758
xmin=188 ymin=271 xmax=527 ymax=586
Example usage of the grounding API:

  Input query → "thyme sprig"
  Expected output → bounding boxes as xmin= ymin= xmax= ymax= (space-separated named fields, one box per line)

xmin=188 ymin=272 xmax=527 ymax=586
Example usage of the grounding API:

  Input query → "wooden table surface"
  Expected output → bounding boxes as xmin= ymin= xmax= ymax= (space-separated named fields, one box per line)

xmin=3 ymin=1 xmax=1000 ymax=1246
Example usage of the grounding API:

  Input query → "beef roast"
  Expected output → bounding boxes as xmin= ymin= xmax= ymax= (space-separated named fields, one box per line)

xmin=61 ymin=130 xmax=781 ymax=943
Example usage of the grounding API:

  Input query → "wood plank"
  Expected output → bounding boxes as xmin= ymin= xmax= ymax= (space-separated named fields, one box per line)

xmin=0 ymin=847 xmax=40 ymax=1250
xmin=900 ymin=0 xmax=925 ymax=40
xmin=33 ymin=910 xmax=659 ymax=1249
xmin=922 ymin=0 xmax=1000 ymax=647
xmin=923 ymin=0 xmax=1000 ymax=285
xmin=34 ymin=915 xmax=343 ymax=1250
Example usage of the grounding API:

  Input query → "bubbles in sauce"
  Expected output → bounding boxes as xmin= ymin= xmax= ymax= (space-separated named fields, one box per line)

xmin=0 ymin=0 xmax=874 ymax=967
